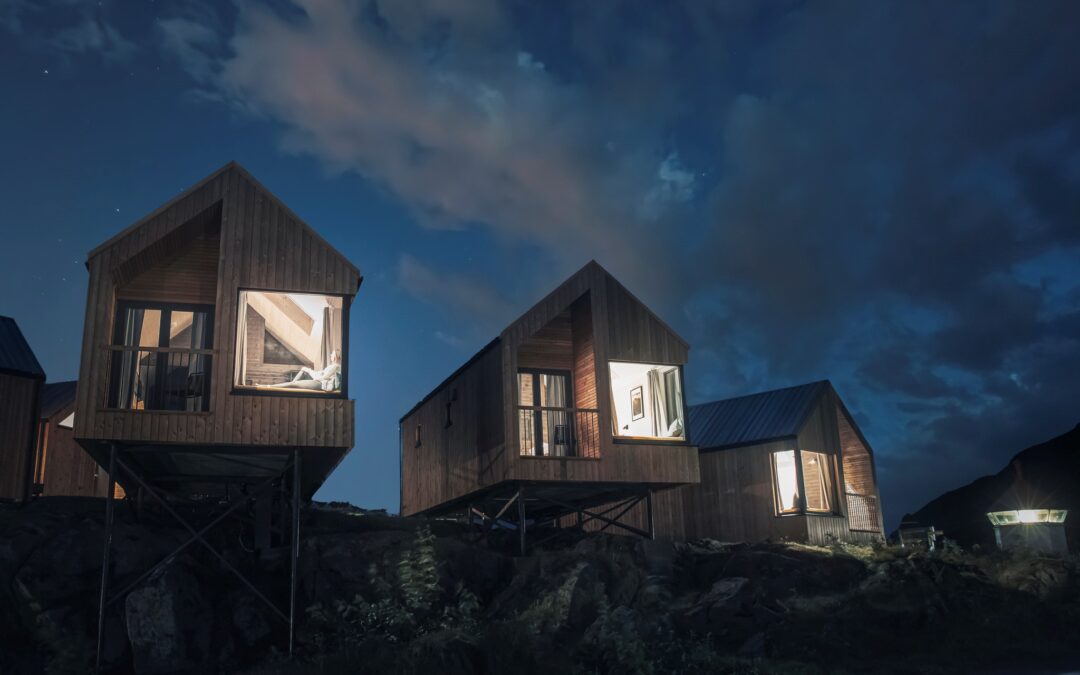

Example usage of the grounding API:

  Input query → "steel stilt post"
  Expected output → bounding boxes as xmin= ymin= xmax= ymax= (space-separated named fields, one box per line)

xmin=289 ymin=450 xmax=301 ymax=657
xmin=95 ymin=444 xmax=117 ymax=674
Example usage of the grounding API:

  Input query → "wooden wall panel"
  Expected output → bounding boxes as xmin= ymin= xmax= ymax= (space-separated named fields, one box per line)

xmin=34 ymin=405 xmax=109 ymax=497
xmin=400 ymin=344 xmax=505 ymax=515
xmin=0 ymin=374 xmax=40 ymax=501
xmin=603 ymin=274 xmax=688 ymax=365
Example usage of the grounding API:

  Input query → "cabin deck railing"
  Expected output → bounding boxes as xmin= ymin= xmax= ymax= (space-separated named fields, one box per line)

xmin=105 ymin=346 xmax=213 ymax=412
xmin=845 ymin=492 xmax=881 ymax=532
xmin=518 ymin=406 xmax=600 ymax=459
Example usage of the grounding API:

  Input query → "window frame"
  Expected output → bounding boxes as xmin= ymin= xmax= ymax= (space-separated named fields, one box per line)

xmin=799 ymin=450 xmax=836 ymax=514
xmin=770 ymin=445 xmax=840 ymax=517
xmin=106 ymin=299 xmax=216 ymax=412
xmin=230 ymin=287 xmax=350 ymax=400
xmin=517 ymin=368 xmax=577 ymax=457
xmin=607 ymin=360 xmax=690 ymax=445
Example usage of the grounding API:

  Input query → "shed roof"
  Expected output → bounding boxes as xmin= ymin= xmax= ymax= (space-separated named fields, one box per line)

xmin=0 ymin=316 xmax=45 ymax=379
xmin=40 ymin=380 xmax=78 ymax=420
xmin=689 ymin=380 xmax=830 ymax=450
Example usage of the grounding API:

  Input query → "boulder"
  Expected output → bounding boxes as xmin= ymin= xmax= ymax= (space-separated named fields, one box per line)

xmin=125 ymin=563 xmax=213 ymax=674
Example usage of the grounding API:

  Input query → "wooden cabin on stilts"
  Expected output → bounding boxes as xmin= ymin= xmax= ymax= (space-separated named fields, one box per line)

xmin=73 ymin=162 xmax=361 ymax=668
xmin=399 ymin=261 xmax=700 ymax=553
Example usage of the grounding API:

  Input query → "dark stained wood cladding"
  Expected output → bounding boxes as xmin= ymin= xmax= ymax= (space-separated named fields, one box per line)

xmin=625 ymin=388 xmax=885 ymax=544
xmin=603 ymin=274 xmax=688 ymax=364
xmin=33 ymin=400 xmax=110 ymax=497
xmin=74 ymin=165 xmax=360 ymax=491
xmin=0 ymin=373 xmax=41 ymax=501
xmin=401 ymin=261 xmax=699 ymax=516
xmin=116 ymin=227 xmax=220 ymax=305
xmin=517 ymin=310 xmax=573 ymax=370
xmin=401 ymin=343 xmax=504 ymax=516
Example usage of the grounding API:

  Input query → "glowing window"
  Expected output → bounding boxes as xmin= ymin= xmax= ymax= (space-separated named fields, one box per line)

xmin=234 ymin=291 xmax=345 ymax=395
xmin=607 ymin=361 xmax=685 ymax=440
xmin=773 ymin=450 xmax=800 ymax=514
xmin=801 ymin=451 xmax=834 ymax=513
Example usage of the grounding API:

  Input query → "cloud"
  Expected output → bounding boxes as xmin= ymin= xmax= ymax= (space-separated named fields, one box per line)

xmin=154 ymin=0 xmax=1080 ymax=527
xmin=50 ymin=17 xmax=135 ymax=61
xmin=2 ymin=0 xmax=135 ymax=62
xmin=397 ymin=253 xmax=513 ymax=323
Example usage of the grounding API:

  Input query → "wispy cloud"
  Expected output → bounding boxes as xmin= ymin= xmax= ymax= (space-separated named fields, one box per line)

xmin=2 ymin=0 xmax=135 ymax=62
xmin=397 ymin=254 xmax=513 ymax=323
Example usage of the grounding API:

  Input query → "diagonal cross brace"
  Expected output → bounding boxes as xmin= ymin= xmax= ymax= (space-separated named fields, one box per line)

xmin=103 ymin=465 xmax=286 ymax=609
xmin=113 ymin=456 xmax=290 ymax=623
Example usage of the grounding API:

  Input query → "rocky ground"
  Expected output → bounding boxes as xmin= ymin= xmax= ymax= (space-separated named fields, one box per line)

xmin=2 ymin=498 xmax=1079 ymax=675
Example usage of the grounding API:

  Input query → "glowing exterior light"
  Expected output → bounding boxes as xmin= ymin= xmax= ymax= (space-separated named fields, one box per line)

xmin=986 ymin=509 xmax=1068 ymax=526
xmin=1018 ymin=509 xmax=1040 ymax=523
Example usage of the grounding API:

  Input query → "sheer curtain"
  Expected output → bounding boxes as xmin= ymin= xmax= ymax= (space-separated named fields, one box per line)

xmin=648 ymin=368 xmax=670 ymax=437
xmin=234 ymin=293 xmax=248 ymax=387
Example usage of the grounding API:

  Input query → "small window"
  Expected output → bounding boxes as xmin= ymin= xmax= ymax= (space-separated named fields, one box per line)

xmin=415 ymin=424 xmax=422 ymax=448
xmin=801 ymin=451 xmax=834 ymax=513
xmin=234 ymin=290 xmax=345 ymax=395
xmin=773 ymin=450 xmax=800 ymax=514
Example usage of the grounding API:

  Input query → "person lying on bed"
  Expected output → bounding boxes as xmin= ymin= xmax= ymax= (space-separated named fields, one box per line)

xmin=273 ymin=349 xmax=341 ymax=391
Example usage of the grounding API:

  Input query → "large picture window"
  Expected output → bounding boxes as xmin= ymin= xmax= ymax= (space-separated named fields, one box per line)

xmin=608 ymin=361 xmax=685 ymax=440
xmin=107 ymin=302 xmax=214 ymax=411
xmin=234 ymin=290 xmax=345 ymax=395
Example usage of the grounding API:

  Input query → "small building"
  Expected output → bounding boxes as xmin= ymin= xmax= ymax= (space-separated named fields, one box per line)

xmin=399 ymin=261 xmax=699 ymax=547
xmin=75 ymin=161 xmax=362 ymax=661
xmin=648 ymin=381 xmax=886 ymax=544
xmin=987 ymin=465 xmax=1069 ymax=555
xmin=74 ymin=161 xmax=361 ymax=502
xmin=0 ymin=316 xmax=46 ymax=502
xmin=30 ymin=381 xmax=120 ymax=497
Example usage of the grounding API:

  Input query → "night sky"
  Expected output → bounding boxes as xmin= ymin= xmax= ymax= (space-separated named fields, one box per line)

xmin=2 ymin=1 xmax=1079 ymax=529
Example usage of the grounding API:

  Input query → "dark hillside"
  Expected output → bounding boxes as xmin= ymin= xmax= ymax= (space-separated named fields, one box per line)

xmin=902 ymin=424 xmax=1080 ymax=550
xmin=2 ymin=498 xmax=1079 ymax=674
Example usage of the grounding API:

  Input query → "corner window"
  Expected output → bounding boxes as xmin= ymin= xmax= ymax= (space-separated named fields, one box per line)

xmin=106 ymin=302 xmax=214 ymax=411
xmin=772 ymin=450 xmax=800 ymax=514
xmin=234 ymin=291 xmax=345 ymax=395
xmin=772 ymin=449 xmax=836 ymax=515
xmin=608 ymin=362 xmax=685 ymax=440
xmin=801 ymin=451 xmax=834 ymax=513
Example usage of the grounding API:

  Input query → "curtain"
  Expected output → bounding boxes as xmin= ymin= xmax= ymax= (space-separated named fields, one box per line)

xmin=235 ymin=293 xmax=248 ymax=387
xmin=117 ymin=308 xmax=143 ymax=408
xmin=320 ymin=306 xmax=343 ymax=370
xmin=648 ymin=368 xmax=670 ymax=437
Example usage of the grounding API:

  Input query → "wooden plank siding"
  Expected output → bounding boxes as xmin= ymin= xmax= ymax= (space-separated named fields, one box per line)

xmin=401 ymin=261 xmax=700 ymax=516
xmin=0 ymin=373 xmax=41 ymax=501
xmin=32 ymin=400 xmax=112 ymax=498
xmin=607 ymin=385 xmax=886 ymax=544
xmin=73 ymin=163 xmax=361 ymax=497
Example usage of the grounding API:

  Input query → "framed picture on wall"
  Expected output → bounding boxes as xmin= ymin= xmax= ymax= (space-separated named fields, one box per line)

xmin=630 ymin=385 xmax=644 ymax=421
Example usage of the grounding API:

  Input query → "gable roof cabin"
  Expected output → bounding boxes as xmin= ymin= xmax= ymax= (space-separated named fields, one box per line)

xmin=0 ymin=316 xmax=46 ymax=501
xmin=74 ymin=162 xmax=362 ymax=502
xmin=399 ymin=261 xmax=700 ymax=548
xmin=631 ymin=381 xmax=885 ymax=544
